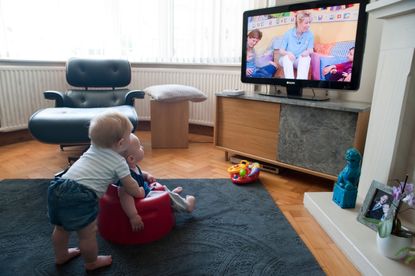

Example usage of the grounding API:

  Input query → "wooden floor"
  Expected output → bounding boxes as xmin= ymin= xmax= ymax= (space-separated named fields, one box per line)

xmin=0 ymin=131 xmax=360 ymax=275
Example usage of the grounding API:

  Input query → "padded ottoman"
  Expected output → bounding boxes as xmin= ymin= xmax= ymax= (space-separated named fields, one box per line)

xmin=144 ymin=84 xmax=207 ymax=149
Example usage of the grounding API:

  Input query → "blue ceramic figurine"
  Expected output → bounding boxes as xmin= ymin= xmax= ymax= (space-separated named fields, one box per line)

xmin=332 ymin=148 xmax=362 ymax=208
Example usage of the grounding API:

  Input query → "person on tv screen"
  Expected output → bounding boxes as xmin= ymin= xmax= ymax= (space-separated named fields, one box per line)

xmin=323 ymin=47 xmax=354 ymax=82
xmin=246 ymin=29 xmax=278 ymax=78
xmin=278 ymin=10 xmax=314 ymax=80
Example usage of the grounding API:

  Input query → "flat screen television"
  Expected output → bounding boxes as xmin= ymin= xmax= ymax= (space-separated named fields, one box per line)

xmin=241 ymin=0 xmax=368 ymax=101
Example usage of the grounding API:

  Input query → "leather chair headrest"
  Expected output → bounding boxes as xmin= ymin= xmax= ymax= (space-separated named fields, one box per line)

xmin=66 ymin=58 xmax=131 ymax=88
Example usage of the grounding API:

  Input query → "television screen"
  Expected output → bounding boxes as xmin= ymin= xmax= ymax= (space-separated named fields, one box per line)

xmin=241 ymin=0 xmax=368 ymax=100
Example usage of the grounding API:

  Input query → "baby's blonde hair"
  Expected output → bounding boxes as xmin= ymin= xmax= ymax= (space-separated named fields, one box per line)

xmin=122 ymin=133 xmax=139 ymax=159
xmin=88 ymin=111 xmax=133 ymax=148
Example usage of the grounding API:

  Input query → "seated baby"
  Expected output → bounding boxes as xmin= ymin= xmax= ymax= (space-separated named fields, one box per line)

xmin=117 ymin=133 xmax=196 ymax=231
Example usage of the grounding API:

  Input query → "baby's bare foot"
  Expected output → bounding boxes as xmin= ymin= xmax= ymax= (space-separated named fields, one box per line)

xmin=55 ymin=247 xmax=81 ymax=265
xmin=186 ymin=195 xmax=196 ymax=212
xmin=172 ymin=187 xmax=183 ymax=194
xmin=85 ymin=255 xmax=113 ymax=271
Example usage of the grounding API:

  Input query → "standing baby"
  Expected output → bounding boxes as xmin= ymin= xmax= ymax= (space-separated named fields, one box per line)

xmin=47 ymin=111 xmax=143 ymax=270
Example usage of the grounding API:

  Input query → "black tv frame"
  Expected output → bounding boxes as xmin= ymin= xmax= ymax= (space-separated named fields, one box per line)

xmin=241 ymin=0 xmax=368 ymax=101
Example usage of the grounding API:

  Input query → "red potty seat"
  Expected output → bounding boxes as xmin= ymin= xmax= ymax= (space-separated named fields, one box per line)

xmin=98 ymin=184 xmax=174 ymax=244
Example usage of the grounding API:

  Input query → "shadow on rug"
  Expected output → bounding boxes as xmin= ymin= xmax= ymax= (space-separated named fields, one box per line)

xmin=0 ymin=178 xmax=323 ymax=276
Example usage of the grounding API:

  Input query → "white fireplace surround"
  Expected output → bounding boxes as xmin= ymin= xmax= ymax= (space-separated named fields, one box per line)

xmin=305 ymin=0 xmax=415 ymax=275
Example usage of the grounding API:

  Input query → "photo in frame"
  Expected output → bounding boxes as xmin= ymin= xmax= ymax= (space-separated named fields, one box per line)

xmin=357 ymin=180 xmax=399 ymax=231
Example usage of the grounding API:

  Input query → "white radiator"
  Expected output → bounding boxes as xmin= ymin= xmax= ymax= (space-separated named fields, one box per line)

xmin=0 ymin=66 xmax=68 ymax=132
xmin=0 ymin=65 xmax=255 ymax=131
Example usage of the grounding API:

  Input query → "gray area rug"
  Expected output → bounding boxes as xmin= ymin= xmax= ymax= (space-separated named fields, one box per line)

xmin=0 ymin=178 xmax=323 ymax=275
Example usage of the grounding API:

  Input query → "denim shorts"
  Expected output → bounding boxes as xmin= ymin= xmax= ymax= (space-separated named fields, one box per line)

xmin=47 ymin=178 xmax=98 ymax=231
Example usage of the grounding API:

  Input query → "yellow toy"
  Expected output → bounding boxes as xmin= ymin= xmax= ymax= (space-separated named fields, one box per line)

xmin=227 ymin=160 xmax=260 ymax=184
xmin=227 ymin=160 xmax=249 ymax=174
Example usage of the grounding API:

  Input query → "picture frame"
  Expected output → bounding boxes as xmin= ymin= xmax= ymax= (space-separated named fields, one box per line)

xmin=357 ymin=180 xmax=399 ymax=231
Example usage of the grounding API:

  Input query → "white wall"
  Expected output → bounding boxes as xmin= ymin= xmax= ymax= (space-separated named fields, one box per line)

xmin=359 ymin=1 xmax=415 ymax=228
xmin=337 ymin=11 xmax=382 ymax=103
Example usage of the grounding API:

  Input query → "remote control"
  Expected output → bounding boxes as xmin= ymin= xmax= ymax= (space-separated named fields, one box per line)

xmin=222 ymin=89 xmax=245 ymax=95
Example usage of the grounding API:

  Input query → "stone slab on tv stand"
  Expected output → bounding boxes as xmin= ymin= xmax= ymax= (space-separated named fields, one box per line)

xmin=278 ymin=104 xmax=358 ymax=176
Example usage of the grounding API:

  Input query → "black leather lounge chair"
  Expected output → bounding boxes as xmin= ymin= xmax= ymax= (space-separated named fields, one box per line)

xmin=29 ymin=58 xmax=144 ymax=150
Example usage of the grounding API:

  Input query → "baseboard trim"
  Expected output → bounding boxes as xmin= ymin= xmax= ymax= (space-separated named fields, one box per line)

xmin=0 ymin=129 xmax=33 ymax=146
xmin=0 ymin=123 xmax=213 ymax=147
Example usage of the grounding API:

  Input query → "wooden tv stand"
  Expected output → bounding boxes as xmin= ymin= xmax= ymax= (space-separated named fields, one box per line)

xmin=214 ymin=92 xmax=371 ymax=180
